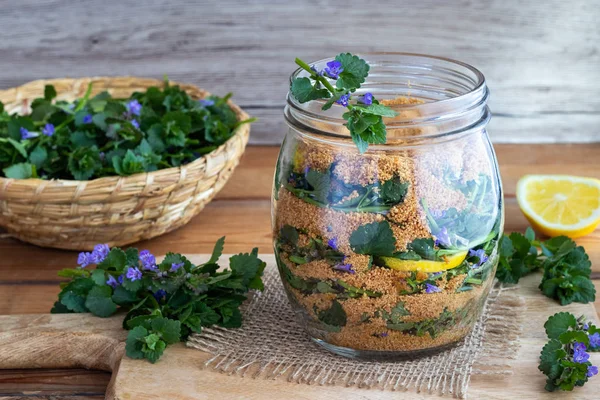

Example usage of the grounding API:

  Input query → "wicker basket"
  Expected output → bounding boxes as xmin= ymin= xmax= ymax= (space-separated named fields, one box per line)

xmin=0 ymin=77 xmax=250 ymax=250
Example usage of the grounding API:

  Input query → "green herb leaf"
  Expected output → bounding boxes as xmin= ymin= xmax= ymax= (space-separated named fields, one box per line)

xmin=98 ymin=248 xmax=127 ymax=271
xmin=334 ymin=53 xmax=370 ymax=90
xmin=350 ymin=221 xmax=396 ymax=257
xmin=125 ymin=325 xmax=148 ymax=359
xmin=229 ymin=248 xmax=265 ymax=287
xmin=85 ymin=285 xmax=118 ymax=317
xmin=362 ymin=103 xmax=398 ymax=117
xmin=44 ymin=85 xmax=57 ymax=101
xmin=151 ymin=317 xmax=181 ymax=344
xmin=291 ymin=77 xmax=331 ymax=103
xmin=381 ymin=176 xmax=409 ymax=204
xmin=306 ymin=169 xmax=331 ymax=203
xmin=205 ymin=236 xmax=225 ymax=265
xmin=29 ymin=146 xmax=48 ymax=169
xmin=3 ymin=163 xmax=35 ymax=179
xmin=317 ymin=300 xmax=347 ymax=327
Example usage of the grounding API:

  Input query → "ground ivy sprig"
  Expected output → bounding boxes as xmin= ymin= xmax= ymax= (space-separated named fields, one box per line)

xmin=51 ymin=237 xmax=265 ymax=363
xmin=495 ymin=227 xmax=595 ymax=305
xmin=291 ymin=53 xmax=398 ymax=153
xmin=540 ymin=312 xmax=599 ymax=391
xmin=0 ymin=78 xmax=254 ymax=180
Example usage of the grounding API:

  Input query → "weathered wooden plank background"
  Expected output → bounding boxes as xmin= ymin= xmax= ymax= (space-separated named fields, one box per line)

xmin=1 ymin=0 xmax=599 ymax=144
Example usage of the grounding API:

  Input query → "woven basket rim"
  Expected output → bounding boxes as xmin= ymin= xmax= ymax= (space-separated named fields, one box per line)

xmin=0 ymin=76 xmax=250 ymax=187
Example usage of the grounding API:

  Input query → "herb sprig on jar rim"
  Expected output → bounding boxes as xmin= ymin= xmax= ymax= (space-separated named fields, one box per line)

xmin=0 ymin=78 xmax=255 ymax=180
xmin=291 ymin=53 xmax=398 ymax=153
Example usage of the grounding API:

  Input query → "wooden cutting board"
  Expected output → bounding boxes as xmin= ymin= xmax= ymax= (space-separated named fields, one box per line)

xmin=1 ymin=254 xmax=599 ymax=399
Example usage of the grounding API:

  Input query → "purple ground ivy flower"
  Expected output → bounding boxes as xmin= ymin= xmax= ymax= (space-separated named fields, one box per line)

xmin=573 ymin=343 xmax=590 ymax=363
xmin=126 ymin=267 xmax=143 ymax=281
xmin=99 ymin=152 xmax=105 ymax=161
xmin=469 ymin=249 xmax=489 ymax=267
xmin=336 ymin=94 xmax=350 ymax=107
xmin=20 ymin=127 xmax=37 ymax=140
xmin=118 ymin=275 xmax=124 ymax=285
xmin=588 ymin=365 xmax=599 ymax=377
xmin=333 ymin=263 xmax=355 ymax=274
xmin=360 ymin=92 xmax=373 ymax=106
xmin=583 ymin=323 xmax=589 ymax=331
xmin=425 ymin=283 xmax=442 ymax=294
xmin=199 ymin=99 xmax=215 ymax=107
xmin=170 ymin=262 xmax=184 ymax=272
xmin=589 ymin=332 xmax=600 ymax=349
xmin=327 ymin=237 xmax=338 ymax=250
xmin=42 ymin=123 xmax=55 ymax=137
xmin=83 ymin=114 xmax=93 ymax=124
xmin=106 ymin=275 xmax=119 ymax=288
xmin=434 ymin=226 xmax=452 ymax=248
xmin=126 ymin=99 xmax=142 ymax=116
xmin=91 ymin=244 xmax=110 ymax=264
xmin=574 ymin=342 xmax=587 ymax=352
xmin=139 ymin=250 xmax=157 ymax=271
xmin=153 ymin=289 xmax=167 ymax=301
xmin=324 ymin=60 xmax=343 ymax=79
xmin=430 ymin=209 xmax=447 ymax=219
xmin=77 ymin=252 xmax=93 ymax=268
xmin=131 ymin=119 xmax=140 ymax=129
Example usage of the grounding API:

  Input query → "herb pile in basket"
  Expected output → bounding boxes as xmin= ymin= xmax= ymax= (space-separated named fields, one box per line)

xmin=0 ymin=79 xmax=253 ymax=180
xmin=51 ymin=238 xmax=265 ymax=363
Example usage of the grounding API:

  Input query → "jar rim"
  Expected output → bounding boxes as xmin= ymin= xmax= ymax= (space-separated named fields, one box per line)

xmin=285 ymin=52 xmax=490 ymax=147
xmin=288 ymin=52 xmax=486 ymax=104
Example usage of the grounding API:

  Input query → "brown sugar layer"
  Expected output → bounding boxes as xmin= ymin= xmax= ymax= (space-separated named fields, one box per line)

xmin=414 ymin=167 xmax=468 ymax=212
xmin=292 ymin=136 xmax=416 ymax=187
xmin=275 ymin=188 xmax=385 ymax=254
xmin=328 ymin=324 xmax=471 ymax=351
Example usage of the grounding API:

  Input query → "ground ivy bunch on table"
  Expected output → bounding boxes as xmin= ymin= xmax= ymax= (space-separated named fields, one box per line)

xmin=495 ymin=227 xmax=595 ymax=305
xmin=0 ymin=79 xmax=253 ymax=180
xmin=52 ymin=238 xmax=265 ymax=363
xmin=291 ymin=53 xmax=398 ymax=153
xmin=540 ymin=312 xmax=599 ymax=391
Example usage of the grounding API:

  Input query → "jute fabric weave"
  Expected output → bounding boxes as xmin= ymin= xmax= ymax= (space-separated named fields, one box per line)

xmin=188 ymin=263 xmax=524 ymax=399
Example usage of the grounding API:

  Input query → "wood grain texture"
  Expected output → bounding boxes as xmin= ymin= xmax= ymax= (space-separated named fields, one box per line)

xmin=0 ymin=0 xmax=598 ymax=144
xmin=1 ymin=267 xmax=599 ymax=399
xmin=1 ymin=144 xmax=599 ymax=398
xmin=0 ymin=369 xmax=109 ymax=398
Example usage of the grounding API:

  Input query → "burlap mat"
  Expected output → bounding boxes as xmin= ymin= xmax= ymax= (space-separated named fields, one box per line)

xmin=187 ymin=263 xmax=524 ymax=399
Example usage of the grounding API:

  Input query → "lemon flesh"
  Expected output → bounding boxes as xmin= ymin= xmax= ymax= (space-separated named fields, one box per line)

xmin=516 ymin=175 xmax=600 ymax=238
xmin=380 ymin=251 xmax=468 ymax=273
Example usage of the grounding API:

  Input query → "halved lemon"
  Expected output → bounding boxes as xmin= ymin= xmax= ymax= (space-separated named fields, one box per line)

xmin=380 ymin=251 xmax=468 ymax=273
xmin=516 ymin=175 xmax=600 ymax=238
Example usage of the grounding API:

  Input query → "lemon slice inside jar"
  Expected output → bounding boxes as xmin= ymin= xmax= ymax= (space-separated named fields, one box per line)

xmin=380 ymin=251 xmax=468 ymax=272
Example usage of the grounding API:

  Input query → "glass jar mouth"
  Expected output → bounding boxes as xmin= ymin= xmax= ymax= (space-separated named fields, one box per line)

xmin=285 ymin=52 xmax=490 ymax=147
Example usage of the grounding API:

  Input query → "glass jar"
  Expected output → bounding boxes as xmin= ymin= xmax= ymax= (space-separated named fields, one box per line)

xmin=272 ymin=53 xmax=503 ymax=360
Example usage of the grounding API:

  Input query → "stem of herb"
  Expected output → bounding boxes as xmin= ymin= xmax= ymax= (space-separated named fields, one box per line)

xmin=420 ymin=198 xmax=440 ymax=232
xmin=294 ymin=58 xmax=337 ymax=94
xmin=289 ymin=255 xmax=307 ymax=264
xmin=55 ymin=82 xmax=94 ymax=133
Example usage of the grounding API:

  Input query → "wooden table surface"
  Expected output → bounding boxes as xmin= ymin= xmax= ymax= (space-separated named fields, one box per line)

xmin=1 ymin=143 xmax=600 ymax=399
